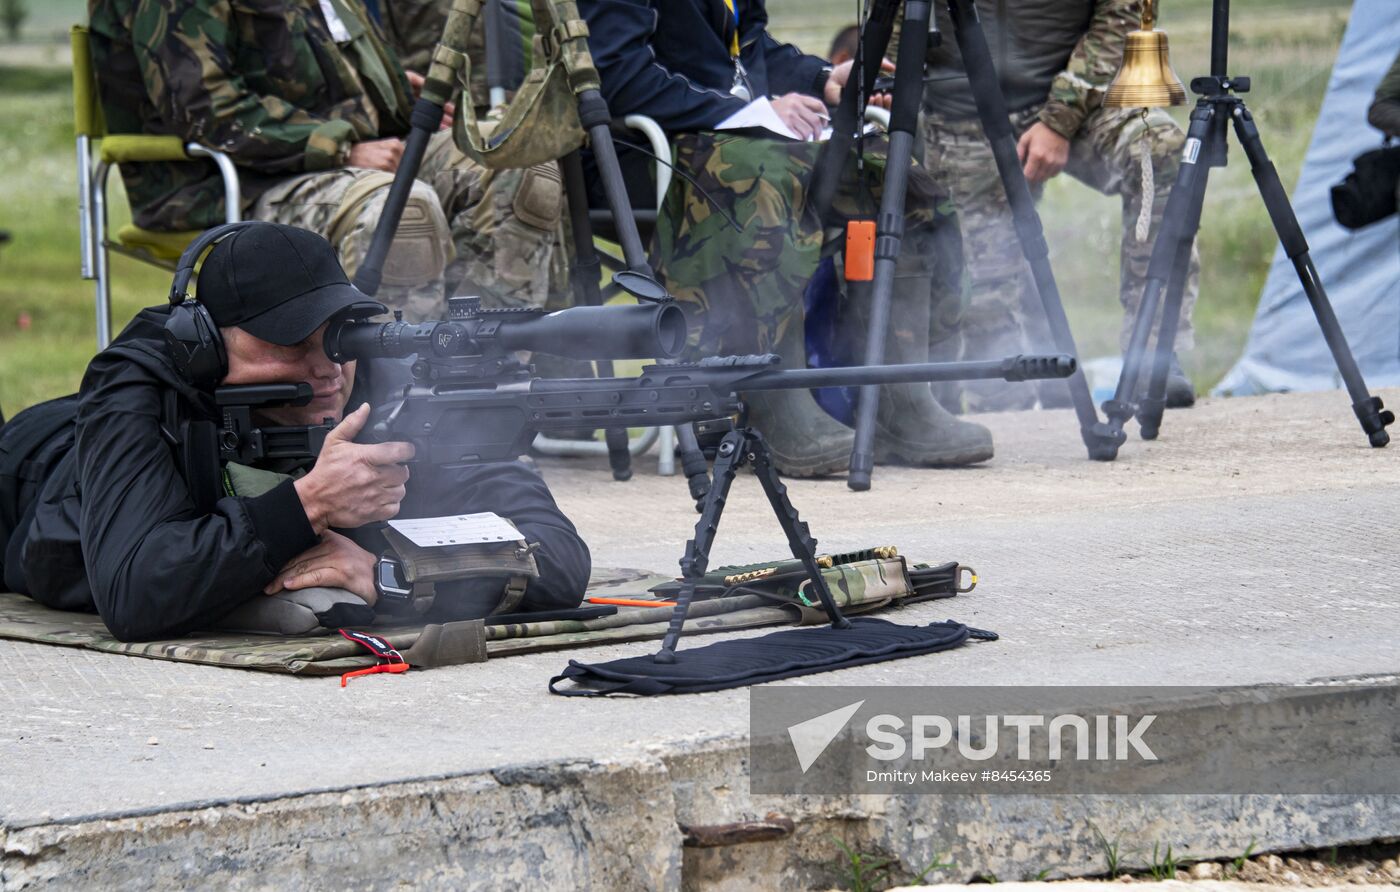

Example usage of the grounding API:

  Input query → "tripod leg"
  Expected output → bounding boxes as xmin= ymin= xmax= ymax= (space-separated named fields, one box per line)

xmin=576 ymin=90 xmax=670 ymax=302
xmin=654 ymin=430 xmax=746 ymax=663
xmin=1137 ymin=114 xmax=1217 ymax=440
xmin=353 ymin=0 xmax=478 ymax=295
xmin=561 ymin=150 xmax=633 ymax=480
xmin=352 ymin=104 xmax=442 ymax=296
xmin=1106 ymin=102 xmax=1215 ymax=435
xmin=948 ymin=0 xmax=1121 ymax=461
xmin=1229 ymin=105 xmax=1393 ymax=447
xmin=749 ymin=430 xmax=852 ymax=630
xmin=847 ymin=0 xmax=931 ymax=491
xmin=810 ymin=0 xmax=900 ymax=221
xmin=1137 ymin=229 xmax=1198 ymax=440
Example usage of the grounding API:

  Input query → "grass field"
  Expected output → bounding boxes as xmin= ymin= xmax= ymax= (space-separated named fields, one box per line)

xmin=0 ymin=0 xmax=1352 ymax=415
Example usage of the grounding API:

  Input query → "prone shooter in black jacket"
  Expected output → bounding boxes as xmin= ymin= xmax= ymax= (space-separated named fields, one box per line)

xmin=0 ymin=223 xmax=591 ymax=641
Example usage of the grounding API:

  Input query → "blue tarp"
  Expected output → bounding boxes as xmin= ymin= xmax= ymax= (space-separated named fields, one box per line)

xmin=1214 ymin=0 xmax=1400 ymax=396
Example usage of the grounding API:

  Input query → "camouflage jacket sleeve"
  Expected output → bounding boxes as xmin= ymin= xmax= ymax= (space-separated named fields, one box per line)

xmin=1039 ymin=0 xmax=1140 ymax=139
xmin=130 ymin=0 xmax=357 ymax=172
xmin=1367 ymin=50 xmax=1400 ymax=139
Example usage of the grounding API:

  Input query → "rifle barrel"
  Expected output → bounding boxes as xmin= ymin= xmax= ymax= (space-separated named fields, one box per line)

xmin=736 ymin=355 xmax=1076 ymax=390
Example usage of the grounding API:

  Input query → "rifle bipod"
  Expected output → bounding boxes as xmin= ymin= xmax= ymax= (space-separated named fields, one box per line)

xmin=654 ymin=426 xmax=850 ymax=663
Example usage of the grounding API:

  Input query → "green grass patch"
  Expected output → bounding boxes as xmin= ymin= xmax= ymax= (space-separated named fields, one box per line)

xmin=0 ymin=63 xmax=70 ymax=92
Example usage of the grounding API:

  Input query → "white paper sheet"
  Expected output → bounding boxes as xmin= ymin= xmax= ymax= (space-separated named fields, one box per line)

xmin=386 ymin=512 xmax=523 ymax=548
xmin=715 ymin=97 xmax=833 ymax=142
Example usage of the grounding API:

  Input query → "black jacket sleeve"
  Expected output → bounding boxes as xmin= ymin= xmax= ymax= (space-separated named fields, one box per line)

xmin=71 ymin=355 xmax=319 ymax=641
xmin=759 ymin=32 xmax=828 ymax=99
xmin=580 ymin=0 xmax=750 ymax=131
xmin=395 ymin=460 xmax=592 ymax=612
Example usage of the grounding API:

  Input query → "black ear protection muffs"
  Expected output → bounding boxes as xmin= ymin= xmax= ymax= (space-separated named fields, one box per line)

xmin=163 ymin=221 xmax=260 ymax=388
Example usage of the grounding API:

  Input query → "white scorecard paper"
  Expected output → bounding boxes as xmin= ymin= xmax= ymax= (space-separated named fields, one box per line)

xmin=715 ymin=97 xmax=833 ymax=142
xmin=386 ymin=512 xmax=523 ymax=548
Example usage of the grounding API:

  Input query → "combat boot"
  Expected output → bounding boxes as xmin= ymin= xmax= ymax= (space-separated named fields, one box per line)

xmin=846 ymin=281 xmax=994 ymax=467
xmin=740 ymin=325 xmax=855 ymax=478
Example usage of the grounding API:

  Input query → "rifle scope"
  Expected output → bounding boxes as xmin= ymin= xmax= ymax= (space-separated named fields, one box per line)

xmin=324 ymin=298 xmax=687 ymax=363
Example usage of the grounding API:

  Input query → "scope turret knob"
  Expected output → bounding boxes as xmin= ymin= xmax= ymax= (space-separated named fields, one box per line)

xmin=447 ymin=295 xmax=481 ymax=319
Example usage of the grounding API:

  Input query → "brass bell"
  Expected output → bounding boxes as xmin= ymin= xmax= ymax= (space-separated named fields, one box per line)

xmin=1105 ymin=0 xmax=1186 ymax=108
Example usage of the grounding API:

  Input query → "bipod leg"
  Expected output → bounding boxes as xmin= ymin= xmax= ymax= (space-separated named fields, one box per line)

xmin=561 ymin=150 xmax=633 ymax=480
xmin=1229 ymin=104 xmax=1392 ymax=447
xmin=654 ymin=430 xmax=746 ymax=663
xmin=749 ymin=430 xmax=852 ymax=629
xmin=847 ymin=0 xmax=931 ymax=492
xmin=1105 ymin=100 xmax=1216 ymax=438
xmin=674 ymin=422 xmax=712 ymax=512
xmin=948 ymin=0 xmax=1121 ymax=461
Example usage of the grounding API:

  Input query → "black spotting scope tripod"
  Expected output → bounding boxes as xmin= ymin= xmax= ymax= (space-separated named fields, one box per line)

xmin=811 ymin=0 xmax=1125 ymax=493
xmin=1102 ymin=0 xmax=1392 ymax=447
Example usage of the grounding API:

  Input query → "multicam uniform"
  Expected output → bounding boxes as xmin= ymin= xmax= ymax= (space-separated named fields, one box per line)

xmin=88 ymin=0 xmax=566 ymax=318
xmin=920 ymin=0 xmax=1200 ymax=411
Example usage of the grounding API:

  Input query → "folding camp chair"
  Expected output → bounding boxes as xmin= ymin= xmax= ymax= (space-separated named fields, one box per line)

xmin=72 ymin=25 xmax=240 ymax=349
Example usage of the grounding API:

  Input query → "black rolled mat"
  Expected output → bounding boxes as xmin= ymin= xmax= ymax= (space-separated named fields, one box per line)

xmin=548 ymin=617 xmax=998 ymax=696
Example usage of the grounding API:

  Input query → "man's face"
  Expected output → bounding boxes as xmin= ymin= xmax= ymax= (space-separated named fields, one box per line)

xmin=221 ymin=323 xmax=357 ymax=427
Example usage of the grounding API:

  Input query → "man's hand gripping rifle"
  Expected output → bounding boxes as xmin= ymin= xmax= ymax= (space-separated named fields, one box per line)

xmin=318 ymin=296 xmax=1075 ymax=661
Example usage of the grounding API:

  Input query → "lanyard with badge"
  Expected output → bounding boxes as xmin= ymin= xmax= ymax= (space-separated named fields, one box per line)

xmin=723 ymin=0 xmax=754 ymax=102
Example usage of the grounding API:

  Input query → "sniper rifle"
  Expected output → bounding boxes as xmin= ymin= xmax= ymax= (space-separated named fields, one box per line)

xmin=303 ymin=296 xmax=1075 ymax=660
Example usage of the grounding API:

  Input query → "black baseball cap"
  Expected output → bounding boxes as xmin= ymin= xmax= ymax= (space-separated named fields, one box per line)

xmin=196 ymin=223 xmax=385 ymax=346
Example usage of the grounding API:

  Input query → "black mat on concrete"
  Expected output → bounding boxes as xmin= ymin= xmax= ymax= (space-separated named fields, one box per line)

xmin=548 ymin=617 xmax=997 ymax=696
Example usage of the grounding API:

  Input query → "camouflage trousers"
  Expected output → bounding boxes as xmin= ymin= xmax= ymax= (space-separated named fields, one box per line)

xmin=922 ymin=104 xmax=1200 ymax=411
xmin=251 ymin=129 xmax=569 ymax=321
xmin=652 ymin=132 xmax=966 ymax=362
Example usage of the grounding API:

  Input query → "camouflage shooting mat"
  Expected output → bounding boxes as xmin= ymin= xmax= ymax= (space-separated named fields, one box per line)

xmin=0 ymin=557 xmax=964 ymax=676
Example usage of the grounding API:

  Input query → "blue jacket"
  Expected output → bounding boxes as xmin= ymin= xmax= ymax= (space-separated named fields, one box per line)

xmin=579 ymin=0 xmax=831 ymax=132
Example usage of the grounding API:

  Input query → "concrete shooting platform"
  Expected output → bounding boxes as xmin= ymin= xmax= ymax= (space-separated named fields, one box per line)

xmin=3 ymin=388 xmax=1399 ymax=889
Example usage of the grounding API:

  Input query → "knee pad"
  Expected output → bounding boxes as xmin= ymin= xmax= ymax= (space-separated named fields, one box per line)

xmin=381 ymin=182 xmax=454 ymax=288
xmin=329 ymin=172 xmax=453 ymax=289
xmin=510 ymin=162 xmax=564 ymax=232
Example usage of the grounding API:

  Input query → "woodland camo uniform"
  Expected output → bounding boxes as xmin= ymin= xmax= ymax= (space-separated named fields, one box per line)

xmin=88 ymin=0 xmax=567 ymax=318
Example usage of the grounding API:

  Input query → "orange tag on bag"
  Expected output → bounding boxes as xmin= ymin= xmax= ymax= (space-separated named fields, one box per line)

xmin=844 ymin=220 xmax=876 ymax=282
